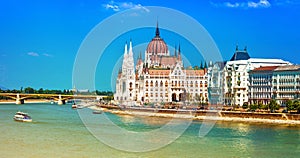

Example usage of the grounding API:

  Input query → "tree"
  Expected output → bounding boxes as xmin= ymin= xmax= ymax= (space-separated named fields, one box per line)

xmin=24 ymin=87 xmax=34 ymax=94
xmin=293 ymin=100 xmax=300 ymax=113
xmin=250 ymin=104 xmax=258 ymax=111
xmin=38 ymin=88 xmax=44 ymax=94
xmin=286 ymin=100 xmax=294 ymax=112
xmin=258 ymin=102 xmax=264 ymax=110
xmin=242 ymin=102 xmax=248 ymax=109
xmin=268 ymin=99 xmax=280 ymax=113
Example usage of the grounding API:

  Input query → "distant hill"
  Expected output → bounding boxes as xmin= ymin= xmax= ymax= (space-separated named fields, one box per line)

xmin=0 ymin=85 xmax=7 ymax=90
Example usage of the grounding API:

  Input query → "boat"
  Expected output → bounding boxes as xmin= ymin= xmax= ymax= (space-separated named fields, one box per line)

xmin=13 ymin=111 xmax=32 ymax=122
xmin=93 ymin=110 xmax=103 ymax=114
xmin=72 ymin=103 xmax=77 ymax=109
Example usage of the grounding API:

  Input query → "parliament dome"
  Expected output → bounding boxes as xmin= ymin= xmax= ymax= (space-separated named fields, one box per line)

xmin=146 ymin=24 xmax=168 ymax=56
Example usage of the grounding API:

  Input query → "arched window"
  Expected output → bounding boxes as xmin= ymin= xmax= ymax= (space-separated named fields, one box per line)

xmin=145 ymin=81 xmax=149 ymax=87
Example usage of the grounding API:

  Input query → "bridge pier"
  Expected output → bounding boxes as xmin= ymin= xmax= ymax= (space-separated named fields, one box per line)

xmin=58 ymin=94 xmax=65 ymax=105
xmin=16 ymin=93 xmax=24 ymax=104
xmin=16 ymin=99 xmax=24 ymax=104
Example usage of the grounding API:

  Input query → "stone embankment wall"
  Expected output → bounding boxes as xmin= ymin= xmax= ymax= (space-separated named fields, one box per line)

xmin=122 ymin=107 xmax=300 ymax=121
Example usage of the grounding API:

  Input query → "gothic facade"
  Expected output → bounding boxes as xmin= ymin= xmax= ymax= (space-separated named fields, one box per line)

xmin=114 ymin=25 xmax=208 ymax=105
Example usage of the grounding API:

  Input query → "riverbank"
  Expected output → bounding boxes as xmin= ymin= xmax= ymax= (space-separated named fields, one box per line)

xmin=100 ymin=106 xmax=300 ymax=125
xmin=0 ymin=99 xmax=51 ymax=104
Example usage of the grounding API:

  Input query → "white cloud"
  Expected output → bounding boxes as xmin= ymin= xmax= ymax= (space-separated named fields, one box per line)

xmin=248 ymin=0 xmax=271 ymax=8
xmin=212 ymin=0 xmax=271 ymax=9
xmin=103 ymin=1 xmax=149 ymax=12
xmin=104 ymin=3 xmax=120 ymax=11
xmin=42 ymin=53 xmax=53 ymax=57
xmin=27 ymin=52 xmax=39 ymax=57
xmin=224 ymin=2 xmax=242 ymax=8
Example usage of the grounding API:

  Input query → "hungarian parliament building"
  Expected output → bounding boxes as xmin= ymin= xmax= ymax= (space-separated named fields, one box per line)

xmin=114 ymin=24 xmax=208 ymax=105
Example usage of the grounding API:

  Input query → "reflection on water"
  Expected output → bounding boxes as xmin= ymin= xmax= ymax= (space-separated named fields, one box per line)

xmin=1 ymin=103 xmax=300 ymax=158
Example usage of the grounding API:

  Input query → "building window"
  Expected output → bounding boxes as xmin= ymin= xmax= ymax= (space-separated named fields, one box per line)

xmin=145 ymin=81 xmax=149 ymax=87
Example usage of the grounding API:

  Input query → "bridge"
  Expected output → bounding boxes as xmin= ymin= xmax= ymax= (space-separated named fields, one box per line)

xmin=0 ymin=93 xmax=107 ymax=105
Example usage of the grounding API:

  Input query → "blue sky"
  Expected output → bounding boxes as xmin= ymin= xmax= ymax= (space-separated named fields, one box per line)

xmin=0 ymin=0 xmax=300 ymax=91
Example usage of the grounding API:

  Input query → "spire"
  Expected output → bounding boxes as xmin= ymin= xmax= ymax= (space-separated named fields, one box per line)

xmin=204 ymin=61 xmax=208 ymax=69
xmin=129 ymin=39 xmax=133 ymax=55
xmin=174 ymin=44 xmax=177 ymax=57
xmin=139 ymin=51 xmax=142 ymax=60
xmin=155 ymin=21 xmax=160 ymax=37
xmin=178 ymin=43 xmax=181 ymax=60
xmin=124 ymin=42 xmax=128 ymax=55
xmin=200 ymin=61 xmax=203 ymax=69
xmin=236 ymin=44 xmax=238 ymax=51
xmin=244 ymin=46 xmax=247 ymax=51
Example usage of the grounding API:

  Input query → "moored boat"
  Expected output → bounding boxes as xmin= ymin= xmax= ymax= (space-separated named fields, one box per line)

xmin=72 ymin=103 xmax=77 ymax=109
xmin=93 ymin=110 xmax=103 ymax=114
xmin=14 ymin=111 xmax=32 ymax=122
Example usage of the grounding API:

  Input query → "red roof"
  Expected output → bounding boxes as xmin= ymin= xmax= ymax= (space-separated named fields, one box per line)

xmin=252 ymin=66 xmax=279 ymax=71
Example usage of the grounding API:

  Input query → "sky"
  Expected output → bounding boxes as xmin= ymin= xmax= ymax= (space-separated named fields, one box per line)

xmin=0 ymin=0 xmax=300 ymax=91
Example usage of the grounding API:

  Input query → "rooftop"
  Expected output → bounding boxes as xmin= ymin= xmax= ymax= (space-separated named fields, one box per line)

xmin=251 ymin=66 xmax=279 ymax=72
xmin=274 ymin=65 xmax=300 ymax=71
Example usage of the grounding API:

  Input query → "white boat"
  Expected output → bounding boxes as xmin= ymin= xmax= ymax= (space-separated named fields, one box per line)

xmin=93 ymin=110 xmax=103 ymax=114
xmin=72 ymin=103 xmax=77 ymax=109
xmin=14 ymin=111 xmax=32 ymax=122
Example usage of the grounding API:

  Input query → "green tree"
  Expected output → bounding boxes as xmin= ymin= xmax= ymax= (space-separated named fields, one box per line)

xmin=268 ymin=99 xmax=280 ymax=113
xmin=193 ymin=66 xmax=199 ymax=70
xmin=286 ymin=100 xmax=294 ymax=112
xmin=38 ymin=88 xmax=44 ymax=94
xmin=24 ymin=87 xmax=35 ymax=94
xmin=250 ymin=104 xmax=258 ymax=111
xmin=242 ymin=102 xmax=248 ymax=109
xmin=258 ymin=102 xmax=264 ymax=110
xmin=293 ymin=100 xmax=300 ymax=113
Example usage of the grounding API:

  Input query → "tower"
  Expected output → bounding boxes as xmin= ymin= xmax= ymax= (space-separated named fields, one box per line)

xmin=115 ymin=40 xmax=136 ymax=105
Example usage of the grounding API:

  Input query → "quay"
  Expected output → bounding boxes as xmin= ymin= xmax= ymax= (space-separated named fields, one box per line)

xmin=99 ymin=105 xmax=300 ymax=122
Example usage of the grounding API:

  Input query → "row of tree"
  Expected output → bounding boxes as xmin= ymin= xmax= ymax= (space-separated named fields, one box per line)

xmin=0 ymin=87 xmax=114 ymax=96
xmin=242 ymin=99 xmax=300 ymax=113
xmin=242 ymin=99 xmax=281 ymax=113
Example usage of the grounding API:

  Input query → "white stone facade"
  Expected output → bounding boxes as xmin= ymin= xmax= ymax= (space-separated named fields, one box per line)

xmin=223 ymin=58 xmax=290 ymax=106
xmin=114 ymin=25 xmax=208 ymax=105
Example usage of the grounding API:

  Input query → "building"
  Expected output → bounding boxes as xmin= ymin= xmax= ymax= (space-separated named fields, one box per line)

xmin=248 ymin=66 xmax=278 ymax=105
xmin=207 ymin=61 xmax=225 ymax=105
xmin=248 ymin=65 xmax=300 ymax=106
xmin=272 ymin=65 xmax=300 ymax=105
xmin=208 ymin=46 xmax=291 ymax=106
xmin=114 ymin=24 xmax=208 ymax=105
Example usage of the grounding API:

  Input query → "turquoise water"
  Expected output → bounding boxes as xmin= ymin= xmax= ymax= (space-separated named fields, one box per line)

xmin=0 ymin=103 xmax=300 ymax=158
